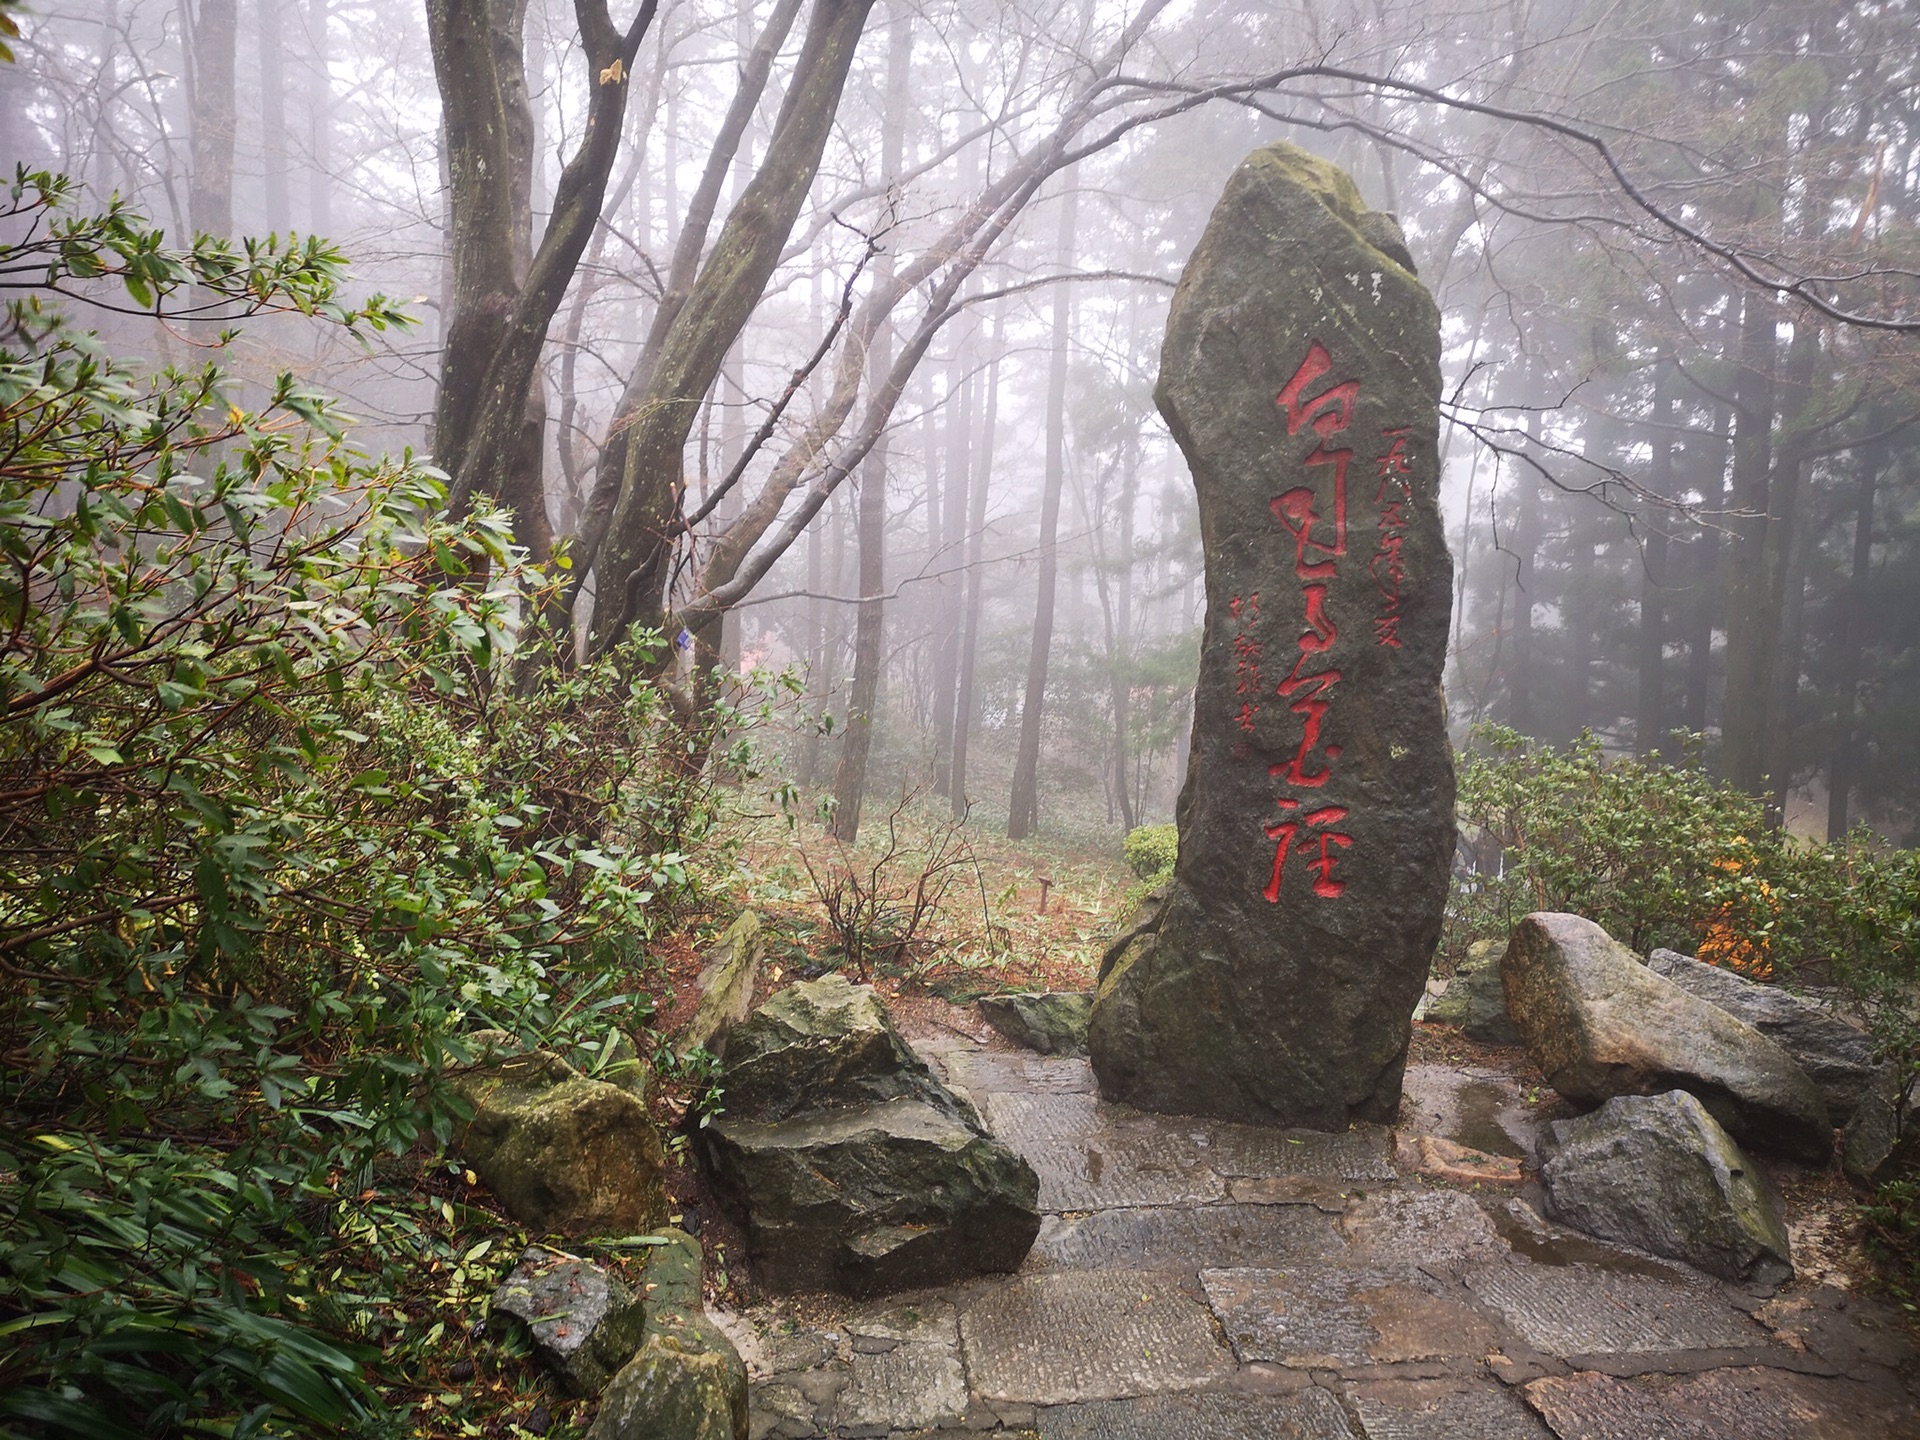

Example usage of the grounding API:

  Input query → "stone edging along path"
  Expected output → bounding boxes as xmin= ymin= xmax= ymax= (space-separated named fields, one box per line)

xmin=715 ymin=1033 xmax=1920 ymax=1440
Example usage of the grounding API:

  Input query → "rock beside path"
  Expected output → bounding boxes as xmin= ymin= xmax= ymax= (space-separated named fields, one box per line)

xmin=1539 ymin=1091 xmax=1794 ymax=1286
xmin=718 ymin=973 xmax=960 ymax=1123
xmin=1426 ymin=939 xmax=1521 ymax=1045
xmin=1648 ymin=947 xmax=1878 ymax=1126
xmin=702 ymin=977 xmax=1039 ymax=1296
xmin=451 ymin=1049 xmax=669 ymax=1237
xmin=1502 ymin=913 xmax=1831 ymax=1164
xmin=1843 ymin=1063 xmax=1920 ymax=1187
xmin=492 ymin=1246 xmax=646 ymax=1396
xmin=587 ymin=1230 xmax=747 ymax=1440
xmin=978 ymin=991 xmax=1092 ymax=1056
xmin=680 ymin=911 xmax=765 ymax=1058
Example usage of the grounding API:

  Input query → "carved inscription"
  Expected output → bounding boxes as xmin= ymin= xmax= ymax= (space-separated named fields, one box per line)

xmin=1247 ymin=338 xmax=1409 ymax=902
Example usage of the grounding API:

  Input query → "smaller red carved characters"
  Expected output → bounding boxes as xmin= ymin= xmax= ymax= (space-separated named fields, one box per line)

xmin=1227 ymin=592 xmax=1263 ymax=734
xmin=1262 ymin=798 xmax=1354 ymax=902
xmin=1370 ymin=426 xmax=1414 ymax=648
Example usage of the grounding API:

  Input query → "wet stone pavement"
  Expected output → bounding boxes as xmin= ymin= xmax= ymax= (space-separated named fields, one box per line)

xmin=717 ymin=1036 xmax=1920 ymax=1439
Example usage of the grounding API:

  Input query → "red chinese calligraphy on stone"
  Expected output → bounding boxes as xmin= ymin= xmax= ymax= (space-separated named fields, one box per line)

xmin=1262 ymin=797 xmax=1355 ymax=901
xmin=1228 ymin=592 xmax=1264 ymax=733
xmin=1270 ymin=657 xmax=1342 ymax=788
xmin=1275 ymin=340 xmax=1360 ymax=439
xmin=1270 ymin=486 xmax=1346 ymax=579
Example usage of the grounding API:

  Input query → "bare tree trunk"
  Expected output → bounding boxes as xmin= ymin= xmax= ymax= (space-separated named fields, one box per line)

xmin=1827 ymin=446 xmax=1879 ymax=839
xmin=1681 ymin=401 xmax=1732 ymax=734
xmin=259 ymin=0 xmax=289 ymax=232
xmin=1718 ymin=291 xmax=1780 ymax=792
xmin=1635 ymin=363 xmax=1677 ymax=755
xmin=1007 ymin=177 xmax=1077 ymax=839
xmin=187 ymin=0 xmax=237 ymax=243
xmin=826 ymin=4 xmax=909 ymax=842
xmin=306 ymin=0 xmax=330 ymax=235
xmin=431 ymin=0 xmax=654 ymax=563
xmin=930 ymin=348 xmax=969 ymax=791
xmin=1505 ymin=418 xmax=1543 ymax=736
xmin=950 ymin=307 xmax=1000 ymax=818
xmin=1112 ymin=429 xmax=1137 ymax=830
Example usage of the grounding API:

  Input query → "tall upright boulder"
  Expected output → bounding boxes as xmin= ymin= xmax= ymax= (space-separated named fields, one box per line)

xmin=1088 ymin=141 xmax=1453 ymax=1129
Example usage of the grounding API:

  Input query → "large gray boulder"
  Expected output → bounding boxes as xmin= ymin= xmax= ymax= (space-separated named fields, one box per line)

xmin=702 ymin=1097 xmax=1041 ymax=1296
xmin=1539 ymin=1091 xmax=1793 ymax=1286
xmin=587 ymin=1230 xmax=747 ymax=1440
xmin=1502 ymin=913 xmax=1831 ymax=1165
xmin=451 ymin=1050 xmax=669 ymax=1237
xmin=978 ymin=991 xmax=1093 ymax=1056
xmin=1087 ymin=140 xmax=1454 ymax=1131
xmin=701 ymin=977 xmax=1040 ymax=1296
xmin=492 ymin=1247 xmax=647 ymax=1396
xmin=1647 ymin=948 xmax=1878 ymax=1126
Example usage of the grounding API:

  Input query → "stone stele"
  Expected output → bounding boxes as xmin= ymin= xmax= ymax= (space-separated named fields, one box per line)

xmin=1088 ymin=141 xmax=1453 ymax=1129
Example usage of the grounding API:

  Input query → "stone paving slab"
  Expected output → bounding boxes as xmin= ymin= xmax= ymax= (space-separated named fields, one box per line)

xmin=1348 ymin=1377 xmax=1553 ymax=1439
xmin=1339 ymin=1189 xmax=1507 ymax=1267
xmin=1202 ymin=1265 xmax=1499 ymax=1368
xmin=1032 ymin=1203 xmax=1347 ymax=1272
xmin=932 ymin=1050 xmax=1097 ymax=1097
xmin=1034 ymin=1386 xmax=1360 ymax=1438
xmin=837 ymin=1340 xmax=966 ymax=1432
xmin=986 ymin=1095 xmax=1225 ymax=1210
xmin=959 ymin=1270 xmax=1234 ymax=1403
xmin=1462 ymin=1262 xmax=1768 ymax=1358
xmin=1195 ymin=1119 xmax=1396 ymax=1181
xmin=1399 ymin=1064 xmax=1543 ymax=1161
xmin=1520 ymin=1366 xmax=1920 ymax=1440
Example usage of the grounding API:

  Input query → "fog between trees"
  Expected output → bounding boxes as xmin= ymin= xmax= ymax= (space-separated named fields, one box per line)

xmin=8 ymin=0 xmax=1919 ymax=845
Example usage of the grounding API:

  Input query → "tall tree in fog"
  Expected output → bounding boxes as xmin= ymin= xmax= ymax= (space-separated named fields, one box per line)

xmin=1007 ymin=178 xmax=1076 ymax=840
xmin=828 ymin=4 xmax=910 ymax=842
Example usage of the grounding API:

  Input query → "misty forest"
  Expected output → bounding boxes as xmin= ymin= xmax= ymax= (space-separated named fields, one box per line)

xmin=4 ymin=0 xmax=1920 ymax=1433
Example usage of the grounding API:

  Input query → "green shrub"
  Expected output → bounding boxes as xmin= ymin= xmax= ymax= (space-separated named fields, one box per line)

xmin=1123 ymin=824 xmax=1178 ymax=882
xmin=1449 ymin=725 xmax=1918 ymax=1017
xmin=0 ymin=171 xmax=736 ymax=1435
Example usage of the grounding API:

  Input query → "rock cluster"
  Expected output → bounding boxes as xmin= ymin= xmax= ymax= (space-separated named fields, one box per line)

xmin=488 ymin=1232 xmax=748 ymax=1439
xmin=1424 ymin=939 xmax=1520 ymax=1045
xmin=701 ymin=975 xmax=1041 ymax=1296
xmin=1500 ymin=912 xmax=1831 ymax=1164
xmin=492 ymin=1246 xmax=648 ymax=1396
xmin=1647 ymin=946 xmax=1877 ymax=1126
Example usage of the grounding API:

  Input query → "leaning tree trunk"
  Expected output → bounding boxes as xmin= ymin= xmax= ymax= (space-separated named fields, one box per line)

xmin=1007 ymin=179 xmax=1077 ymax=839
xmin=587 ymin=0 xmax=873 ymax=655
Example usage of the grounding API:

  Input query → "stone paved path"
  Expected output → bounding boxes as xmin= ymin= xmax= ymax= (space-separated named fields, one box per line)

xmin=720 ymin=1035 xmax=1920 ymax=1439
